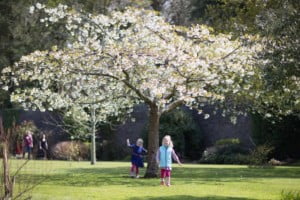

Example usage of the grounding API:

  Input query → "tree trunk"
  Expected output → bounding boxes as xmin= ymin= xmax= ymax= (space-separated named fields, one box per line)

xmin=90 ymin=107 xmax=96 ymax=165
xmin=151 ymin=0 xmax=161 ymax=11
xmin=3 ymin=139 xmax=12 ymax=199
xmin=144 ymin=104 xmax=160 ymax=178
xmin=0 ymin=117 xmax=13 ymax=199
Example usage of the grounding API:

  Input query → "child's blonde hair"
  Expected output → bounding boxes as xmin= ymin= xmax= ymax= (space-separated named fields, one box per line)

xmin=26 ymin=130 xmax=33 ymax=135
xmin=162 ymin=135 xmax=173 ymax=148
xmin=136 ymin=138 xmax=144 ymax=146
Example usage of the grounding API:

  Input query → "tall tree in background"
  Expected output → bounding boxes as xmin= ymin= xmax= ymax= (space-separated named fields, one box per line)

xmin=160 ymin=0 xmax=193 ymax=25
xmin=256 ymin=0 xmax=299 ymax=118
xmin=197 ymin=0 xmax=300 ymax=118
xmin=189 ymin=0 xmax=300 ymax=159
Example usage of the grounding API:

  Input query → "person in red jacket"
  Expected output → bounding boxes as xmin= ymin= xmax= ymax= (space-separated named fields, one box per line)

xmin=23 ymin=131 xmax=33 ymax=159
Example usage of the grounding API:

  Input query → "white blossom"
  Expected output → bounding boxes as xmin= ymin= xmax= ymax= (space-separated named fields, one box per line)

xmin=29 ymin=6 xmax=35 ymax=14
xmin=0 ymin=5 xmax=271 ymax=126
xmin=2 ymin=86 xmax=8 ymax=91
xmin=204 ymin=114 xmax=210 ymax=119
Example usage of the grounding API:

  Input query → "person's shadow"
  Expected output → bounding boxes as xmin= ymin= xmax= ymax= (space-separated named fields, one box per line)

xmin=129 ymin=195 xmax=255 ymax=200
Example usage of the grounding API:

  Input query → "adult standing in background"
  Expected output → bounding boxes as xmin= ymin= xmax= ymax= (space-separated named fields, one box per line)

xmin=23 ymin=131 xmax=33 ymax=159
xmin=39 ymin=133 xmax=48 ymax=160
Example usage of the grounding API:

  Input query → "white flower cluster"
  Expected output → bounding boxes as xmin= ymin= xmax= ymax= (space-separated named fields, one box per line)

xmin=2 ymin=4 xmax=275 ymax=124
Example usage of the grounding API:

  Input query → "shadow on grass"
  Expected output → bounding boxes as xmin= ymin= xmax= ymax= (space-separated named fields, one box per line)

xmin=128 ymin=195 xmax=256 ymax=200
xmin=18 ymin=166 xmax=158 ymax=187
xmin=176 ymin=166 xmax=300 ymax=185
xmin=175 ymin=166 xmax=300 ymax=178
xmin=18 ymin=165 xmax=300 ymax=187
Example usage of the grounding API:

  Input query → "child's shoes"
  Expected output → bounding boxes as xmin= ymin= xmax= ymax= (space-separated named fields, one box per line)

xmin=130 ymin=171 xmax=135 ymax=178
xmin=160 ymin=181 xmax=165 ymax=186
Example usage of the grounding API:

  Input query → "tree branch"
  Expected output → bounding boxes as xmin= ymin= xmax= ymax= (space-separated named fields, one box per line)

xmin=162 ymin=99 xmax=184 ymax=114
xmin=220 ymin=45 xmax=242 ymax=60
xmin=12 ymin=160 xmax=30 ymax=178
xmin=163 ymin=86 xmax=176 ymax=100
xmin=122 ymin=79 xmax=153 ymax=105
xmin=42 ymin=112 xmax=89 ymax=135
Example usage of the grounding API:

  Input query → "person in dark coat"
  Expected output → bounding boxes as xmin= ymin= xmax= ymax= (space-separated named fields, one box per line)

xmin=127 ymin=138 xmax=147 ymax=178
xmin=39 ymin=134 xmax=48 ymax=160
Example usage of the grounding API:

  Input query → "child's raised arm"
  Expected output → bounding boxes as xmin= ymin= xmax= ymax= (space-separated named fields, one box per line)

xmin=126 ymin=139 xmax=131 ymax=147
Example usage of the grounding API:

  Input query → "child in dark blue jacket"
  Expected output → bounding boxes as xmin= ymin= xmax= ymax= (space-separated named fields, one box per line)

xmin=127 ymin=138 xmax=147 ymax=178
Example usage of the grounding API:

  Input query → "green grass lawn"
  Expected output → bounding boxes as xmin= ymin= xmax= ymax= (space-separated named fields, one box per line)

xmin=3 ymin=160 xmax=300 ymax=200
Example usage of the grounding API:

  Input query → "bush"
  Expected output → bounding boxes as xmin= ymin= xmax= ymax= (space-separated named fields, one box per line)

xmin=268 ymin=158 xmax=285 ymax=166
xmin=281 ymin=190 xmax=300 ymax=200
xmin=249 ymin=144 xmax=274 ymax=166
xmin=217 ymin=143 xmax=249 ymax=156
xmin=223 ymin=154 xmax=251 ymax=165
xmin=215 ymin=138 xmax=240 ymax=146
xmin=200 ymin=139 xmax=251 ymax=164
xmin=200 ymin=152 xmax=251 ymax=165
xmin=252 ymin=113 xmax=300 ymax=160
xmin=51 ymin=141 xmax=90 ymax=161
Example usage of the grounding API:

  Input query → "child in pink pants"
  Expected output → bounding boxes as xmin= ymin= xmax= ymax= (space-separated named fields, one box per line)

xmin=156 ymin=135 xmax=182 ymax=186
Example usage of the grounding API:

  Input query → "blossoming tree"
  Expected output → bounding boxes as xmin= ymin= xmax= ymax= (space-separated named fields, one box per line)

xmin=3 ymin=49 xmax=135 ymax=164
xmin=2 ymin=4 xmax=262 ymax=177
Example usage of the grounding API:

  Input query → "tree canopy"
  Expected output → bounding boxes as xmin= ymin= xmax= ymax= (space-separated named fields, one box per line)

xmin=1 ymin=3 xmax=266 ymax=176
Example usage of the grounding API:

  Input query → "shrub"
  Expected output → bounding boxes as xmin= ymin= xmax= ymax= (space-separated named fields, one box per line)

xmin=217 ymin=143 xmax=249 ymax=156
xmin=281 ymin=190 xmax=300 ymax=200
xmin=200 ymin=152 xmax=251 ymax=165
xmin=200 ymin=140 xmax=251 ymax=164
xmin=249 ymin=144 xmax=274 ymax=166
xmin=269 ymin=158 xmax=285 ymax=166
xmin=215 ymin=138 xmax=240 ymax=146
xmin=223 ymin=154 xmax=251 ymax=165
xmin=51 ymin=141 xmax=90 ymax=161
xmin=252 ymin=113 xmax=300 ymax=160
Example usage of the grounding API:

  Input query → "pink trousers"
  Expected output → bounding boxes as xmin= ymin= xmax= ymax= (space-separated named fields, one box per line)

xmin=160 ymin=169 xmax=171 ymax=178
